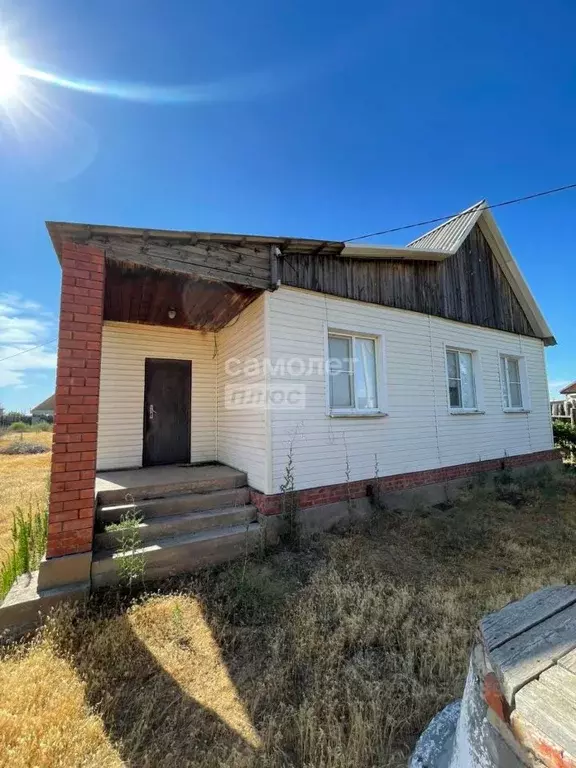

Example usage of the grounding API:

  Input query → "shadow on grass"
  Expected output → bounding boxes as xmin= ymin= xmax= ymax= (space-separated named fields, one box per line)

xmin=46 ymin=467 xmax=576 ymax=767
xmin=48 ymin=547 xmax=317 ymax=767
xmin=51 ymin=595 xmax=263 ymax=766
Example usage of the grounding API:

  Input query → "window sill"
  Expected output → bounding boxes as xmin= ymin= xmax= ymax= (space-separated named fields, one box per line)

xmin=328 ymin=410 xmax=388 ymax=419
xmin=449 ymin=409 xmax=486 ymax=416
xmin=503 ymin=408 xmax=531 ymax=414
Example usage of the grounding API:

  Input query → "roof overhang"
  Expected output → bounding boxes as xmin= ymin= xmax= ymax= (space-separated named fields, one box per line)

xmin=341 ymin=243 xmax=449 ymax=261
xmin=45 ymin=221 xmax=346 ymax=261
xmin=476 ymin=208 xmax=556 ymax=345
xmin=560 ymin=381 xmax=576 ymax=395
xmin=46 ymin=221 xmax=455 ymax=264
xmin=46 ymin=205 xmax=555 ymax=344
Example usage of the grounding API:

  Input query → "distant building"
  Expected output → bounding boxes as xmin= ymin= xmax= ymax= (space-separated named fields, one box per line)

xmin=31 ymin=394 xmax=55 ymax=423
xmin=560 ymin=381 xmax=576 ymax=401
xmin=551 ymin=381 xmax=576 ymax=423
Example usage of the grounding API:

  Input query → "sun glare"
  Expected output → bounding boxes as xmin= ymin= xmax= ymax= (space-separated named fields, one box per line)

xmin=0 ymin=48 xmax=22 ymax=100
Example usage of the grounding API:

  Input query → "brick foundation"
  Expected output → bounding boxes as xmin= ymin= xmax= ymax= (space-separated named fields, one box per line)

xmin=250 ymin=449 xmax=562 ymax=516
xmin=47 ymin=243 xmax=105 ymax=559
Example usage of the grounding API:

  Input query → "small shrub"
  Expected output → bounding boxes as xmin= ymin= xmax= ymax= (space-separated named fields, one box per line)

xmin=493 ymin=465 xmax=558 ymax=507
xmin=0 ymin=441 xmax=49 ymax=455
xmin=554 ymin=419 xmax=576 ymax=460
xmin=8 ymin=421 xmax=29 ymax=432
xmin=280 ymin=440 xmax=300 ymax=548
xmin=0 ymin=501 xmax=48 ymax=599
xmin=33 ymin=421 xmax=53 ymax=432
xmin=108 ymin=505 xmax=146 ymax=590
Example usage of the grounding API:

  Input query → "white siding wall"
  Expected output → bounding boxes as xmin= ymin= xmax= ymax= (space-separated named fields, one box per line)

xmin=268 ymin=287 xmax=553 ymax=493
xmin=97 ymin=322 xmax=217 ymax=470
xmin=216 ymin=296 xmax=268 ymax=492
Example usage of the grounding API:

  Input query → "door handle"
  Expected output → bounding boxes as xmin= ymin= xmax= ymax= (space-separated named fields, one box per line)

xmin=149 ymin=404 xmax=157 ymax=421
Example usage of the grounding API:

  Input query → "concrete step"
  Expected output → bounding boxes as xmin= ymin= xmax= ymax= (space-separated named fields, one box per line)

xmin=94 ymin=505 xmax=257 ymax=551
xmin=96 ymin=466 xmax=247 ymax=505
xmin=96 ymin=486 xmax=251 ymax=525
xmin=91 ymin=522 xmax=261 ymax=589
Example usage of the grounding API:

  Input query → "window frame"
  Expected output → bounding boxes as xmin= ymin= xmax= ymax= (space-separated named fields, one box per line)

xmin=444 ymin=345 xmax=484 ymax=414
xmin=324 ymin=326 xmax=387 ymax=418
xmin=499 ymin=353 xmax=530 ymax=413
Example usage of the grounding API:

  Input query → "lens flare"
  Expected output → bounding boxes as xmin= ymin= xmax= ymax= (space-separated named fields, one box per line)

xmin=0 ymin=47 xmax=22 ymax=100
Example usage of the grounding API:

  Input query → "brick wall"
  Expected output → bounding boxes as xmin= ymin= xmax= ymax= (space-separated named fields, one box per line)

xmin=47 ymin=242 xmax=105 ymax=559
xmin=250 ymin=448 xmax=561 ymax=516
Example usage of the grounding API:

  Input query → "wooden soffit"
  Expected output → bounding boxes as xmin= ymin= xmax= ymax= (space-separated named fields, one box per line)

xmin=104 ymin=261 xmax=262 ymax=331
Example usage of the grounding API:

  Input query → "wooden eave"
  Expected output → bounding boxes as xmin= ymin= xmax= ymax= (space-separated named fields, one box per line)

xmin=46 ymin=214 xmax=555 ymax=344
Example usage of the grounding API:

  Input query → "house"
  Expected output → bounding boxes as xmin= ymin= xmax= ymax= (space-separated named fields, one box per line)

xmin=560 ymin=382 xmax=576 ymax=402
xmin=37 ymin=200 xmax=560 ymax=595
xmin=551 ymin=381 xmax=576 ymax=423
xmin=30 ymin=394 xmax=55 ymax=423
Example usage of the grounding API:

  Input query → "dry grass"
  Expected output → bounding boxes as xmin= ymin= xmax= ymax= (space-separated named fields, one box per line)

xmin=0 ymin=431 xmax=51 ymax=564
xmin=2 ymin=467 xmax=576 ymax=767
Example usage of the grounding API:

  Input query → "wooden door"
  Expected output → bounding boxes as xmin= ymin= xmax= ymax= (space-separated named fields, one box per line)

xmin=143 ymin=359 xmax=191 ymax=466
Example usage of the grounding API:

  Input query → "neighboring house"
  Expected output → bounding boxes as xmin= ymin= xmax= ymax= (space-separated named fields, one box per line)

xmin=30 ymin=394 xmax=55 ymax=423
xmin=38 ymin=200 xmax=559 ymax=593
xmin=560 ymin=382 xmax=576 ymax=402
xmin=551 ymin=381 xmax=576 ymax=423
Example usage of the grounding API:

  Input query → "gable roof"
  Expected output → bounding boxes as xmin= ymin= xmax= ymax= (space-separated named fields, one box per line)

xmin=407 ymin=200 xmax=486 ymax=252
xmin=560 ymin=382 xmax=576 ymax=396
xmin=31 ymin=394 xmax=55 ymax=412
xmin=401 ymin=200 xmax=554 ymax=345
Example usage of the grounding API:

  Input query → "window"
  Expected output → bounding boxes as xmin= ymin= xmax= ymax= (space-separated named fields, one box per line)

xmin=328 ymin=333 xmax=379 ymax=412
xmin=500 ymin=355 xmax=525 ymax=409
xmin=446 ymin=349 xmax=477 ymax=410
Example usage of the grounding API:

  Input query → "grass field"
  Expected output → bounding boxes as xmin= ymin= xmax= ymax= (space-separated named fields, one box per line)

xmin=0 ymin=431 xmax=52 ymax=565
xmin=1 ymin=465 xmax=575 ymax=767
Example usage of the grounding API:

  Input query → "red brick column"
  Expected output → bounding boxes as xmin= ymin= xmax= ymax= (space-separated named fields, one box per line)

xmin=47 ymin=242 xmax=105 ymax=559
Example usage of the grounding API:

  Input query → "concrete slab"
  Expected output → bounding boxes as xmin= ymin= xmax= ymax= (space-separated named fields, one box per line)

xmin=91 ymin=522 xmax=262 ymax=589
xmin=0 ymin=571 xmax=89 ymax=641
xmin=97 ymin=486 xmax=251 ymax=524
xmin=259 ymin=497 xmax=373 ymax=545
xmin=95 ymin=463 xmax=247 ymax=504
xmin=95 ymin=504 xmax=257 ymax=551
xmin=38 ymin=551 xmax=92 ymax=590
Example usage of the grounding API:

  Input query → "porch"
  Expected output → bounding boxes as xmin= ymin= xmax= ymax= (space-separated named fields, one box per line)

xmin=44 ymin=222 xmax=278 ymax=572
xmin=92 ymin=462 xmax=259 ymax=589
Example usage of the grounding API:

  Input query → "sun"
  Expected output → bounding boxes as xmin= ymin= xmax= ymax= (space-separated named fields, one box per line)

xmin=0 ymin=48 xmax=22 ymax=100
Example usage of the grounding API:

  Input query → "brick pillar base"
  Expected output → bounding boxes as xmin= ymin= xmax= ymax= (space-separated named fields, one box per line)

xmin=47 ymin=243 xmax=105 ymax=559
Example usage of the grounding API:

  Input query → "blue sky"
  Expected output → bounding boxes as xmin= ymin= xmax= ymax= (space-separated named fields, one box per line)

xmin=0 ymin=0 xmax=574 ymax=411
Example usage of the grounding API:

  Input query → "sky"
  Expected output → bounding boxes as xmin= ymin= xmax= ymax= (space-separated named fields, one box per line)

xmin=0 ymin=0 xmax=574 ymax=411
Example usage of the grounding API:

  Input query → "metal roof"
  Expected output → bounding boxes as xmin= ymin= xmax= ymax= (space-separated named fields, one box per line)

xmin=407 ymin=200 xmax=486 ymax=252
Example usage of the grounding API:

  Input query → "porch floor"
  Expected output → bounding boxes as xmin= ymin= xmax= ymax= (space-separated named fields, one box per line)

xmin=95 ymin=463 xmax=247 ymax=503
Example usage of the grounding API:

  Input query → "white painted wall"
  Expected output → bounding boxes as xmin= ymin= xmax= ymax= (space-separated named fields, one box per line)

xmin=216 ymin=295 xmax=268 ymax=492
xmin=267 ymin=287 xmax=553 ymax=493
xmin=97 ymin=322 xmax=217 ymax=470
xmin=96 ymin=289 xmax=552 ymax=493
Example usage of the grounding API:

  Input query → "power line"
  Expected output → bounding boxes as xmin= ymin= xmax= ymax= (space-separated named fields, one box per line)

xmin=0 ymin=339 xmax=57 ymax=364
xmin=344 ymin=181 xmax=576 ymax=243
